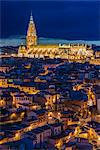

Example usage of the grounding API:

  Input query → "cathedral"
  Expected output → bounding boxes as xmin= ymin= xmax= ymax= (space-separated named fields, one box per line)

xmin=18 ymin=14 xmax=94 ymax=60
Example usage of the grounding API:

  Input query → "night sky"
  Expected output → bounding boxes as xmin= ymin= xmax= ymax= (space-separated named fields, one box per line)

xmin=1 ymin=0 xmax=100 ymax=40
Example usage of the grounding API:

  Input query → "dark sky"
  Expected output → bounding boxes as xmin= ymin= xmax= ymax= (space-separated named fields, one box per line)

xmin=1 ymin=0 xmax=100 ymax=40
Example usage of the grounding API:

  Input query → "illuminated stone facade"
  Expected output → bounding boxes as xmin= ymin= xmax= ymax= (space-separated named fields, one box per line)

xmin=18 ymin=14 xmax=94 ymax=60
xmin=26 ymin=13 xmax=37 ymax=49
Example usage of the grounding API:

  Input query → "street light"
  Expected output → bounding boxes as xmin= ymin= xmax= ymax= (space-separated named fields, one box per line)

xmin=29 ymin=125 xmax=33 ymax=130
xmin=15 ymin=133 xmax=20 ymax=140
xmin=10 ymin=113 xmax=17 ymax=120
xmin=55 ymin=140 xmax=63 ymax=150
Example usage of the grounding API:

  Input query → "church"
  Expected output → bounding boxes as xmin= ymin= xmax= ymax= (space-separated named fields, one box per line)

xmin=18 ymin=14 xmax=94 ymax=60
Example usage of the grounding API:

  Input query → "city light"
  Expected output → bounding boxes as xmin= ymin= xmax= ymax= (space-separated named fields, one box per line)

xmin=0 ymin=2 xmax=99 ymax=149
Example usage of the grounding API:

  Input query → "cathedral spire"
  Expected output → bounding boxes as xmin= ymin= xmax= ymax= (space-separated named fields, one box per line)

xmin=30 ymin=12 xmax=34 ymax=24
xmin=26 ymin=13 xmax=37 ymax=48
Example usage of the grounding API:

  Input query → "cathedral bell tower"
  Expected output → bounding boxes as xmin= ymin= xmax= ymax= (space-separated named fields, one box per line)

xmin=26 ymin=13 xmax=37 ymax=50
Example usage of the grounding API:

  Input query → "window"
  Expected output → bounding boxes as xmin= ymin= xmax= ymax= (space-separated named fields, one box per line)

xmin=58 ymin=128 xmax=61 ymax=133
xmin=55 ymin=129 xmax=57 ymax=135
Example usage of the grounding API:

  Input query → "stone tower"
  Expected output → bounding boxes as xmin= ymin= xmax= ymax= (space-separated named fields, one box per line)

xmin=26 ymin=13 xmax=37 ymax=49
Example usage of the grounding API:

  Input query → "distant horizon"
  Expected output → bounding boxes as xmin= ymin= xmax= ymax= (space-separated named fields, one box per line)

xmin=0 ymin=35 xmax=100 ymax=41
xmin=0 ymin=36 xmax=100 ymax=47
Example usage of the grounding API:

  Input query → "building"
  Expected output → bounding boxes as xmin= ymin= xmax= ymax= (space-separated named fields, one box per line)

xmin=0 ymin=65 xmax=10 ymax=73
xmin=30 ymin=109 xmax=47 ymax=122
xmin=11 ymin=92 xmax=33 ymax=108
xmin=0 ymin=137 xmax=34 ymax=150
xmin=0 ymin=78 xmax=8 ymax=87
xmin=18 ymin=14 xmax=94 ymax=60
xmin=27 ymin=125 xmax=51 ymax=148
xmin=0 ymin=91 xmax=13 ymax=108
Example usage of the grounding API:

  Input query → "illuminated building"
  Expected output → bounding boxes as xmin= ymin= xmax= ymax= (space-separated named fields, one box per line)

xmin=95 ymin=51 xmax=100 ymax=58
xmin=87 ymin=88 xmax=96 ymax=106
xmin=0 ymin=66 xmax=10 ymax=73
xmin=12 ymin=92 xmax=33 ymax=108
xmin=0 ymin=78 xmax=8 ymax=87
xmin=18 ymin=14 xmax=94 ymax=60
xmin=26 ymin=12 xmax=37 ymax=49
xmin=0 ymin=91 xmax=13 ymax=108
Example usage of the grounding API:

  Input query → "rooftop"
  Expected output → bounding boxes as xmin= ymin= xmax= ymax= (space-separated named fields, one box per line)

xmin=32 ymin=109 xmax=47 ymax=115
